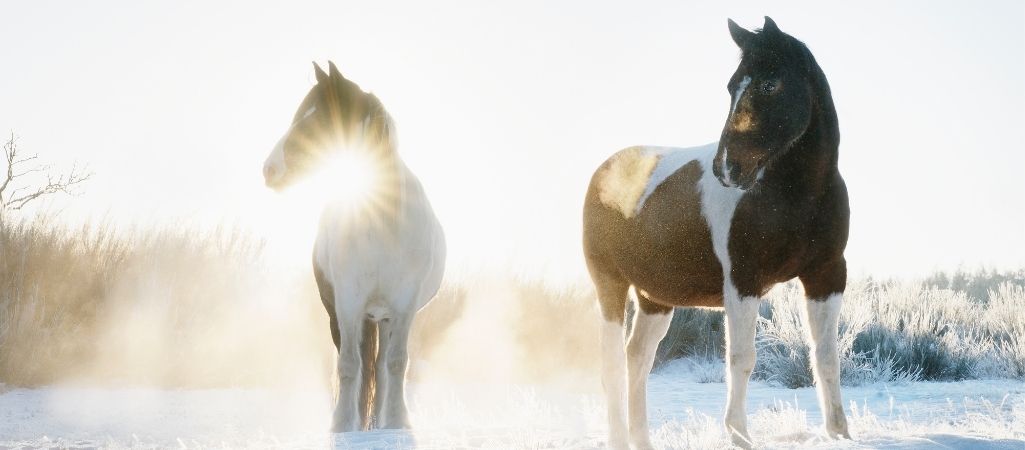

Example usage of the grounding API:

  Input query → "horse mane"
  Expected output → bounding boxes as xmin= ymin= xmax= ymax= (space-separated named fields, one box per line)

xmin=747 ymin=27 xmax=840 ymax=151
xmin=362 ymin=92 xmax=398 ymax=151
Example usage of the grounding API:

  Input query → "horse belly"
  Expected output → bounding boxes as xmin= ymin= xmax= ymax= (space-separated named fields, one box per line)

xmin=584 ymin=145 xmax=726 ymax=309
xmin=620 ymin=217 xmax=725 ymax=308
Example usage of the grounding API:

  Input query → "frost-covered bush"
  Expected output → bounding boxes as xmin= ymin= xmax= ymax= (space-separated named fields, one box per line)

xmin=655 ymin=272 xmax=1025 ymax=387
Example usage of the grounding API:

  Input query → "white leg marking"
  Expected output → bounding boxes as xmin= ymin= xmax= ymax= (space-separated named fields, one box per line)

xmin=626 ymin=305 xmax=673 ymax=450
xmin=724 ymin=291 xmax=760 ymax=448
xmin=601 ymin=319 xmax=629 ymax=449
xmin=803 ymin=293 xmax=850 ymax=438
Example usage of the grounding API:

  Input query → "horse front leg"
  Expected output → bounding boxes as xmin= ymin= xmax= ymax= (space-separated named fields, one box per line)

xmin=332 ymin=314 xmax=365 ymax=433
xmin=803 ymin=292 xmax=849 ymax=438
xmin=376 ymin=314 xmax=413 ymax=429
xmin=800 ymin=259 xmax=851 ymax=439
xmin=723 ymin=287 xmax=760 ymax=449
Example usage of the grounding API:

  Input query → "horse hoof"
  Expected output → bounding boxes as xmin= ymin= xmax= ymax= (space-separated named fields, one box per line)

xmin=606 ymin=436 xmax=629 ymax=450
xmin=727 ymin=427 xmax=754 ymax=450
xmin=827 ymin=425 xmax=851 ymax=440
xmin=329 ymin=419 xmax=360 ymax=434
xmin=380 ymin=421 xmax=412 ymax=430
xmin=729 ymin=435 xmax=754 ymax=449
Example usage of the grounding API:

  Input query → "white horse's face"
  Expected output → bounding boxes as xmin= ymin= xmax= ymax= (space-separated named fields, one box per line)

xmin=263 ymin=99 xmax=321 ymax=190
xmin=263 ymin=62 xmax=381 ymax=191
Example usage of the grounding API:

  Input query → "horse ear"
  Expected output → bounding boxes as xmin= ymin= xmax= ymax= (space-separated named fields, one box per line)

xmin=728 ymin=19 xmax=754 ymax=48
xmin=328 ymin=61 xmax=344 ymax=81
xmin=762 ymin=16 xmax=781 ymax=36
xmin=313 ymin=62 xmax=329 ymax=84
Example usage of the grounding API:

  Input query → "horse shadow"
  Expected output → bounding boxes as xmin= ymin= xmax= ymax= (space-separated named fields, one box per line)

xmin=330 ymin=428 xmax=417 ymax=450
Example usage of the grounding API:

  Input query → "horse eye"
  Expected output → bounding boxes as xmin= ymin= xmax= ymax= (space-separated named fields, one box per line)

xmin=761 ymin=80 xmax=777 ymax=94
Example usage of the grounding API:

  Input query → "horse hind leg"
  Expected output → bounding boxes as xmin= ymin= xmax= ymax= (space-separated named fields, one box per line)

xmin=625 ymin=294 xmax=672 ymax=450
xmin=359 ymin=318 xmax=379 ymax=430
xmin=591 ymin=268 xmax=629 ymax=450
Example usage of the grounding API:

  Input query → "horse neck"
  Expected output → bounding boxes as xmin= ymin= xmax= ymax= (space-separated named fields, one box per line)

xmin=371 ymin=138 xmax=409 ymax=219
xmin=771 ymin=71 xmax=840 ymax=194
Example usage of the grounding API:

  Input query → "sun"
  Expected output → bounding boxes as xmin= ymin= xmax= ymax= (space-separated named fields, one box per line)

xmin=315 ymin=149 xmax=379 ymax=210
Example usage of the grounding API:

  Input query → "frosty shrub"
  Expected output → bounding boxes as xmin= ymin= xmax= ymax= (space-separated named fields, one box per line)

xmin=750 ymin=278 xmax=1020 ymax=387
xmin=655 ymin=274 xmax=1025 ymax=387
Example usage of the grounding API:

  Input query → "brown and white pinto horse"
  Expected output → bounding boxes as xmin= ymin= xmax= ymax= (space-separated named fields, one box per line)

xmin=583 ymin=17 xmax=850 ymax=449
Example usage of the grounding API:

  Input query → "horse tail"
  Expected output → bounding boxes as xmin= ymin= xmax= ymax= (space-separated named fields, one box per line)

xmin=359 ymin=318 xmax=378 ymax=430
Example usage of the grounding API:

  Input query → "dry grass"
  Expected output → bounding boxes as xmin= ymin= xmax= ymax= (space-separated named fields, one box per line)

xmin=2 ymin=217 xmax=1023 ymax=389
xmin=0 ymin=218 xmax=333 ymax=387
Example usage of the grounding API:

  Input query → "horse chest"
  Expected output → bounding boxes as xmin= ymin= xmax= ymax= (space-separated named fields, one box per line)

xmin=726 ymin=193 xmax=812 ymax=296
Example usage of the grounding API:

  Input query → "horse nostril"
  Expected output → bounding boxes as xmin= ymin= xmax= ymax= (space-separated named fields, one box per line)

xmin=263 ymin=165 xmax=277 ymax=180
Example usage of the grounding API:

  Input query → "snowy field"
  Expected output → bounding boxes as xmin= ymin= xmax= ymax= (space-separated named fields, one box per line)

xmin=2 ymin=359 xmax=1022 ymax=449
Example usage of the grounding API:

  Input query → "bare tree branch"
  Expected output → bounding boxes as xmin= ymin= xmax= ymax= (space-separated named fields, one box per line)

xmin=0 ymin=132 xmax=92 ymax=216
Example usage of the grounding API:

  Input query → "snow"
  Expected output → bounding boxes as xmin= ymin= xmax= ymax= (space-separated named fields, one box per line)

xmin=1 ymin=361 xmax=1023 ymax=449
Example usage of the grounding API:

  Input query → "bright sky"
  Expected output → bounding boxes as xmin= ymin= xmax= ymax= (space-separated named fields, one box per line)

xmin=1 ymin=1 xmax=1023 ymax=282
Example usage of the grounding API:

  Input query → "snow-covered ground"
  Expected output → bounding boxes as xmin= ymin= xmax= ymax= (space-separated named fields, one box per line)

xmin=1 ymin=360 xmax=1023 ymax=449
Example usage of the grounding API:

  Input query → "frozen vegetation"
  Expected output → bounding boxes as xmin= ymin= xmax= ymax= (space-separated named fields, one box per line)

xmin=1 ymin=219 xmax=1024 ymax=448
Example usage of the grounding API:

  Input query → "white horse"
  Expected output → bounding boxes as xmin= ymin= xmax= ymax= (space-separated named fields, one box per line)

xmin=263 ymin=61 xmax=445 ymax=432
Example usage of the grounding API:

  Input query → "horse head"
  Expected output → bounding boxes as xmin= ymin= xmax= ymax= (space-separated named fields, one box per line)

xmin=714 ymin=17 xmax=821 ymax=190
xmin=263 ymin=61 xmax=392 ymax=191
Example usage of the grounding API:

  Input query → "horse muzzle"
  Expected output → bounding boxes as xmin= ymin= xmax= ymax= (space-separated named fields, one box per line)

xmin=263 ymin=163 xmax=290 ymax=191
xmin=715 ymin=153 xmax=766 ymax=191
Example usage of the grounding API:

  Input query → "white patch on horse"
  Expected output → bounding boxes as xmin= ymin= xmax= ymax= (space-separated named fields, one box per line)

xmin=698 ymin=150 xmax=745 ymax=276
xmin=730 ymin=76 xmax=752 ymax=114
xmin=597 ymin=146 xmax=659 ymax=219
xmin=698 ymin=148 xmax=757 ymax=444
xmin=634 ymin=143 xmax=716 ymax=216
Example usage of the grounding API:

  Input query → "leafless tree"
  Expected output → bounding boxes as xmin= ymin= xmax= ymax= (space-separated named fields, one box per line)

xmin=0 ymin=132 xmax=91 ymax=220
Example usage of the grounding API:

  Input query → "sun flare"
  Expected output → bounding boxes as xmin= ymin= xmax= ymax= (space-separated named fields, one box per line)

xmin=285 ymin=147 xmax=383 ymax=214
xmin=316 ymin=149 xmax=379 ymax=208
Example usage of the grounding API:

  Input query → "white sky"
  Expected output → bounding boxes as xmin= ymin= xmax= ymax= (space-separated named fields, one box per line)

xmin=1 ymin=1 xmax=1023 ymax=282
